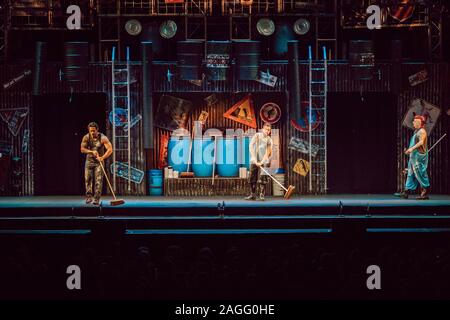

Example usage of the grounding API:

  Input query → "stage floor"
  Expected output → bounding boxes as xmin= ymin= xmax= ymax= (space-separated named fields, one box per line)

xmin=1 ymin=194 xmax=450 ymax=209
xmin=0 ymin=195 xmax=449 ymax=234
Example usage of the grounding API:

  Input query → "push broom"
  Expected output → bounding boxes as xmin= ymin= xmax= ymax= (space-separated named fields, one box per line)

xmin=98 ymin=161 xmax=125 ymax=206
xmin=258 ymin=165 xmax=296 ymax=200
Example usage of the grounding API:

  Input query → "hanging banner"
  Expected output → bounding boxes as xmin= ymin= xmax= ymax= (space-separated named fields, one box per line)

xmin=0 ymin=108 xmax=28 ymax=137
xmin=402 ymin=98 xmax=441 ymax=134
xmin=288 ymin=137 xmax=320 ymax=157
xmin=223 ymin=94 xmax=257 ymax=128
xmin=408 ymin=70 xmax=428 ymax=87
xmin=255 ymin=70 xmax=278 ymax=87
xmin=3 ymin=69 xmax=32 ymax=90
xmin=155 ymin=95 xmax=192 ymax=131
xmin=110 ymin=161 xmax=144 ymax=184
xmin=293 ymin=159 xmax=310 ymax=177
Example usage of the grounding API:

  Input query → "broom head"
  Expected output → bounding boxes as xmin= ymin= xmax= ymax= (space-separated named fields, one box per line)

xmin=180 ymin=172 xmax=195 ymax=178
xmin=110 ymin=199 xmax=125 ymax=206
xmin=284 ymin=185 xmax=296 ymax=200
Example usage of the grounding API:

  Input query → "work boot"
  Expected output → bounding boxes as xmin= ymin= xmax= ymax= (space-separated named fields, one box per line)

xmin=417 ymin=187 xmax=429 ymax=200
xmin=256 ymin=185 xmax=266 ymax=201
xmin=85 ymin=196 xmax=93 ymax=204
xmin=245 ymin=193 xmax=256 ymax=201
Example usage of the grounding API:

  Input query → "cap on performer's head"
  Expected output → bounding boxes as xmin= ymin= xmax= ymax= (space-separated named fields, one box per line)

xmin=413 ymin=115 xmax=426 ymax=128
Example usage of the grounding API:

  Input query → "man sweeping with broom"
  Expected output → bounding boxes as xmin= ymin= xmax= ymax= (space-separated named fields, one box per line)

xmin=80 ymin=122 xmax=113 ymax=205
xmin=245 ymin=123 xmax=273 ymax=201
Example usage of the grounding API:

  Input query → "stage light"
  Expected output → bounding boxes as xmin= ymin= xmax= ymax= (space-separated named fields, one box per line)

xmin=160 ymin=20 xmax=177 ymax=39
xmin=293 ymin=18 xmax=310 ymax=35
xmin=256 ymin=18 xmax=275 ymax=36
xmin=125 ymin=19 xmax=142 ymax=36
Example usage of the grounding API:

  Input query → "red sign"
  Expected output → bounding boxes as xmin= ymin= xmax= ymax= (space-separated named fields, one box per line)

xmin=223 ymin=95 xmax=257 ymax=128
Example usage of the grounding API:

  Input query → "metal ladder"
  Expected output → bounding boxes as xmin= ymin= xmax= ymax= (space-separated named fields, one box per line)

xmin=111 ymin=46 xmax=131 ymax=192
xmin=308 ymin=46 xmax=328 ymax=194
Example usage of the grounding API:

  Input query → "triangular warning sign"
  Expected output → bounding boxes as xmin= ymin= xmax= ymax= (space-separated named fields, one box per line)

xmin=223 ymin=95 xmax=257 ymax=128
xmin=0 ymin=108 xmax=28 ymax=137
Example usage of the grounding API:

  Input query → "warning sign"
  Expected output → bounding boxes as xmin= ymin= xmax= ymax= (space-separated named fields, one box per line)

xmin=223 ymin=95 xmax=257 ymax=128
xmin=293 ymin=159 xmax=310 ymax=177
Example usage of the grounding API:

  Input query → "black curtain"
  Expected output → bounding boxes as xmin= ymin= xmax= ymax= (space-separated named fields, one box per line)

xmin=33 ymin=93 xmax=106 ymax=195
xmin=327 ymin=93 xmax=397 ymax=194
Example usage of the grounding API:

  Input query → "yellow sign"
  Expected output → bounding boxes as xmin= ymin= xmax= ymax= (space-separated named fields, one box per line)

xmin=293 ymin=159 xmax=310 ymax=177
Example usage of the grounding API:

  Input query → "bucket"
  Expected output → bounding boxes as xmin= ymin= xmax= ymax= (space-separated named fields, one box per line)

xmin=272 ymin=173 xmax=285 ymax=197
xmin=148 ymin=169 xmax=163 ymax=196
xmin=192 ymin=138 xmax=214 ymax=177
xmin=217 ymin=137 xmax=239 ymax=177
xmin=168 ymin=136 xmax=191 ymax=173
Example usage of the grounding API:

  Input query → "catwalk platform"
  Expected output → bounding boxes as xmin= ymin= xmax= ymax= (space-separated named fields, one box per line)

xmin=0 ymin=195 xmax=450 ymax=234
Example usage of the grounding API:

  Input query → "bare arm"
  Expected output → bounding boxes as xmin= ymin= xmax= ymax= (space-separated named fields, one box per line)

xmin=406 ymin=129 xmax=427 ymax=154
xmin=99 ymin=136 xmax=113 ymax=161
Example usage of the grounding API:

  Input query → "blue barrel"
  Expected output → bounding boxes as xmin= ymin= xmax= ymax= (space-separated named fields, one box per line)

xmin=192 ymin=138 xmax=214 ymax=177
xmin=148 ymin=169 xmax=163 ymax=196
xmin=217 ymin=137 xmax=239 ymax=177
xmin=241 ymin=136 xmax=251 ymax=170
xmin=168 ymin=136 xmax=191 ymax=173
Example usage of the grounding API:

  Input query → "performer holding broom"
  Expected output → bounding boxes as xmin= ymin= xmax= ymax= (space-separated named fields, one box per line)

xmin=80 ymin=122 xmax=113 ymax=205
xmin=397 ymin=115 xmax=430 ymax=200
xmin=245 ymin=122 xmax=273 ymax=201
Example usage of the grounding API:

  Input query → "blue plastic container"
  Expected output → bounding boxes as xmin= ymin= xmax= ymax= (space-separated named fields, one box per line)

xmin=217 ymin=137 xmax=239 ymax=177
xmin=148 ymin=169 xmax=163 ymax=196
xmin=192 ymin=138 xmax=214 ymax=177
xmin=168 ymin=136 xmax=191 ymax=173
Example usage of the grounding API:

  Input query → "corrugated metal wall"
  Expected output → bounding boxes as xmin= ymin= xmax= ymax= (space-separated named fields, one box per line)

xmin=0 ymin=64 xmax=34 ymax=196
xmin=396 ymin=64 xmax=450 ymax=194
xmin=1 ymin=61 xmax=449 ymax=195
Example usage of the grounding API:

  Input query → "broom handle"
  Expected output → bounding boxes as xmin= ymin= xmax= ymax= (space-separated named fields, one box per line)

xmin=428 ymin=133 xmax=446 ymax=153
xmin=212 ymin=137 xmax=217 ymax=186
xmin=259 ymin=165 xmax=288 ymax=192
xmin=98 ymin=160 xmax=118 ymax=200
xmin=186 ymin=125 xmax=194 ymax=172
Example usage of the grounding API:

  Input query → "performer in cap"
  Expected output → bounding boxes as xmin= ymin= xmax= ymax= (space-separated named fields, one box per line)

xmin=397 ymin=115 xmax=430 ymax=200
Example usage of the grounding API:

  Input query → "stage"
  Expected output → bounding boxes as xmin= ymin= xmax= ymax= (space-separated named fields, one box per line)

xmin=1 ymin=195 xmax=450 ymax=235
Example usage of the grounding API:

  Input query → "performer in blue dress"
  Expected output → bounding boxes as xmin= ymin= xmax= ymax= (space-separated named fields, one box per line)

xmin=398 ymin=115 xmax=430 ymax=200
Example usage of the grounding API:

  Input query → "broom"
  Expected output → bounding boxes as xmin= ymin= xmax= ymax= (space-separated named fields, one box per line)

xmin=180 ymin=123 xmax=195 ymax=178
xmin=259 ymin=165 xmax=296 ymax=200
xmin=98 ymin=160 xmax=125 ymax=206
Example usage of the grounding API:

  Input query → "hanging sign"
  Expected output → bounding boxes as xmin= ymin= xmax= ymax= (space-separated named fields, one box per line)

xmin=223 ymin=94 xmax=257 ymax=128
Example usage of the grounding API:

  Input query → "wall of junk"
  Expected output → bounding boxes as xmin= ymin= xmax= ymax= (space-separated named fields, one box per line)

xmin=0 ymin=61 xmax=449 ymax=196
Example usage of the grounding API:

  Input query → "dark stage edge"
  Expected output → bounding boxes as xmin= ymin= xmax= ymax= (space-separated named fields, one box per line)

xmin=0 ymin=195 xmax=450 ymax=234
